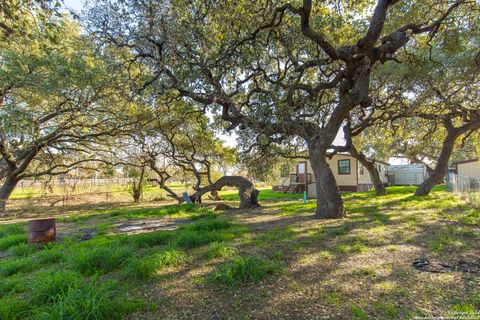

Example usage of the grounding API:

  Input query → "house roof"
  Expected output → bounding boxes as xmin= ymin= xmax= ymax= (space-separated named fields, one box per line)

xmin=452 ymin=158 xmax=479 ymax=165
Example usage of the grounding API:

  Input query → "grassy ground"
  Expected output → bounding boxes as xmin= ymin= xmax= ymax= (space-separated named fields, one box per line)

xmin=6 ymin=183 xmax=273 ymax=213
xmin=0 ymin=186 xmax=478 ymax=319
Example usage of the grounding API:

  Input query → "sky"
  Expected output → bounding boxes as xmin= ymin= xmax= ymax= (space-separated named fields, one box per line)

xmin=63 ymin=0 xmax=85 ymax=12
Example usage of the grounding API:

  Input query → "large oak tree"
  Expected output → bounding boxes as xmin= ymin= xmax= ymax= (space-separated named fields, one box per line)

xmin=0 ymin=13 xmax=130 ymax=211
xmin=87 ymin=0 xmax=470 ymax=218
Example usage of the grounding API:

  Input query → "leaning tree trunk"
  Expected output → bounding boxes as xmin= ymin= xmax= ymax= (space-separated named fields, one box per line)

xmin=359 ymin=159 xmax=386 ymax=196
xmin=415 ymin=117 xmax=480 ymax=196
xmin=347 ymin=142 xmax=386 ymax=196
xmin=0 ymin=174 xmax=19 ymax=212
xmin=343 ymin=124 xmax=386 ymax=196
xmin=308 ymin=144 xmax=345 ymax=219
xmin=415 ymin=132 xmax=456 ymax=196
xmin=192 ymin=176 xmax=259 ymax=209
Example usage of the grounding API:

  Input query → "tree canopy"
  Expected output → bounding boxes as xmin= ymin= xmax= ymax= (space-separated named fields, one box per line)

xmin=85 ymin=0 xmax=477 ymax=218
xmin=0 ymin=0 xmax=479 ymax=215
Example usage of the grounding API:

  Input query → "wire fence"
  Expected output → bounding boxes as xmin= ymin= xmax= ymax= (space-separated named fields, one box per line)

xmin=16 ymin=178 xmax=138 ymax=189
xmin=446 ymin=173 xmax=480 ymax=208
xmin=447 ymin=173 xmax=480 ymax=193
xmin=1 ymin=178 xmax=172 ymax=214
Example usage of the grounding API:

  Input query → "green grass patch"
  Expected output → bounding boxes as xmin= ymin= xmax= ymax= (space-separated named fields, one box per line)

xmin=207 ymin=242 xmax=238 ymax=259
xmin=0 ymin=234 xmax=28 ymax=250
xmin=374 ymin=302 xmax=399 ymax=318
xmin=127 ymin=231 xmax=175 ymax=248
xmin=122 ymin=248 xmax=189 ymax=279
xmin=0 ymin=223 xmax=26 ymax=238
xmin=31 ymin=269 xmax=82 ymax=304
xmin=149 ymin=247 xmax=189 ymax=269
xmin=221 ymin=188 xmax=302 ymax=201
xmin=0 ymin=274 xmax=28 ymax=298
xmin=68 ymin=244 xmax=132 ymax=275
xmin=8 ymin=242 xmax=40 ymax=256
xmin=259 ymin=226 xmax=297 ymax=243
xmin=0 ymin=296 xmax=30 ymax=320
xmin=173 ymin=230 xmax=222 ymax=249
xmin=351 ymin=304 xmax=368 ymax=320
xmin=209 ymin=255 xmax=281 ymax=287
xmin=109 ymin=204 xmax=210 ymax=220
xmin=31 ymin=280 xmax=142 ymax=319
xmin=180 ymin=218 xmax=231 ymax=232
xmin=0 ymin=257 xmax=36 ymax=277
xmin=429 ymin=234 xmax=461 ymax=252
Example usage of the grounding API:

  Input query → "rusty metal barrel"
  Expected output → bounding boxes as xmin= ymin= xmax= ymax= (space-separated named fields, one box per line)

xmin=28 ymin=218 xmax=56 ymax=244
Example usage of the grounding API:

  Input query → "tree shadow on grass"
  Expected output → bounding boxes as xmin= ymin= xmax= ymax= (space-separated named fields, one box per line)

xmin=145 ymin=192 xmax=479 ymax=319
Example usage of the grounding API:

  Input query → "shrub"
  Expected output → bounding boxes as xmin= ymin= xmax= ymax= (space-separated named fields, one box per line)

xmin=209 ymin=255 xmax=281 ymax=287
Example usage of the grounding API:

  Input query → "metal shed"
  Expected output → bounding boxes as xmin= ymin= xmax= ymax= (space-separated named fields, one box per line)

xmin=387 ymin=164 xmax=427 ymax=186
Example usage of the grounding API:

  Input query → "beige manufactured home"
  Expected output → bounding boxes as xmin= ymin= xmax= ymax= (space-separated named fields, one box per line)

xmin=274 ymin=153 xmax=389 ymax=198
xmin=453 ymin=159 xmax=480 ymax=179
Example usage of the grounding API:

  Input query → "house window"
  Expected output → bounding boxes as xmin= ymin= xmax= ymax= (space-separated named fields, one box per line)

xmin=359 ymin=164 xmax=364 ymax=175
xmin=338 ymin=159 xmax=351 ymax=175
xmin=297 ymin=162 xmax=306 ymax=174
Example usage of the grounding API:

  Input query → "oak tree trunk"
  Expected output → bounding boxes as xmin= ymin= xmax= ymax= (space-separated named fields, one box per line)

xmin=308 ymin=144 xmax=345 ymax=219
xmin=346 ymin=141 xmax=386 ymax=196
xmin=131 ymin=166 xmax=145 ymax=203
xmin=415 ymin=133 xmax=456 ymax=196
xmin=0 ymin=175 xmax=19 ymax=212
xmin=343 ymin=124 xmax=386 ymax=196
xmin=192 ymin=176 xmax=259 ymax=209
xmin=361 ymin=160 xmax=386 ymax=196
